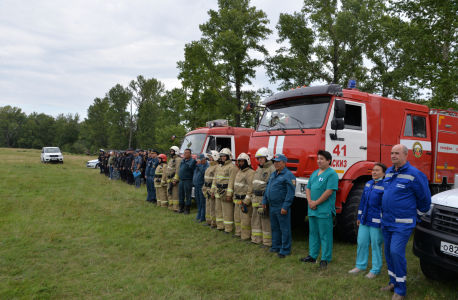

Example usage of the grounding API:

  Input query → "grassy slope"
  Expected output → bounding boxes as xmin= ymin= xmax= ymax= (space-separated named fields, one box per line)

xmin=0 ymin=148 xmax=455 ymax=299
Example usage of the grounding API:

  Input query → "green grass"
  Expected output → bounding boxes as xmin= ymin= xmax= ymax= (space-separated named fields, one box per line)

xmin=0 ymin=148 xmax=456 ymax=299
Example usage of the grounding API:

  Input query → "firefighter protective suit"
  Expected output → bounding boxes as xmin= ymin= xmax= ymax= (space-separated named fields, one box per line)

xmin=233 ymin=165 xmax=255 ymax=240
xmin=166 ymin=153 xmax=182 ymax=211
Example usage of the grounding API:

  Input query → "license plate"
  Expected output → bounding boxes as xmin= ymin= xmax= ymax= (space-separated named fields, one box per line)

xmin=440 ymin=241 xmax=458 ymax=257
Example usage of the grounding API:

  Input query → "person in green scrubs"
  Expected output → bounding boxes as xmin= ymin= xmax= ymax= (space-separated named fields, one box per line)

xmin=300 ymin=150 xmax=339 ymax=269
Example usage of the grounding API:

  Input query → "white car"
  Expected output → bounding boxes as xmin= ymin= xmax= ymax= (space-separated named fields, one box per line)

xmin=41 ymin=147 xmax=64 ymax=163
xmin=86 ymin=159 xmax=99 ymax=169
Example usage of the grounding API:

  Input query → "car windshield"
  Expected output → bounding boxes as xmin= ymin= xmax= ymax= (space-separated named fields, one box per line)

xmin=258 ymin=96 xmax=331 ymax=131
xmin=45 ymin=148 xmax=61 ymax=153
xmin=179 ymin=134 xmax=207 ymax=154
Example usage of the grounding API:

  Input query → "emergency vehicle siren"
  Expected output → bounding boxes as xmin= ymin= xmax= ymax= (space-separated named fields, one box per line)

xmin=206 ymin=119 xmax=229 ymax=128
xmin=347 ymin=78 xmax=357 ymax=89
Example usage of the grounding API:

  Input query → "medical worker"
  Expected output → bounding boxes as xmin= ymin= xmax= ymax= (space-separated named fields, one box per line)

xmin=262 ymin=154 xmax=296 ymax=258
xmin=380 ymin=144 xmax=431 ymax=300
xmin=301 ymin=150 xmax=339 ymax=269
xmin=349 ymin=162 xmax=387 ymax=278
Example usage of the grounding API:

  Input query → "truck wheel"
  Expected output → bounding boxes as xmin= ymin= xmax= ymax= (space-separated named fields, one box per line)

xmin=420 ymin=258 xmax=457 ymax=281
xmin=337 ymin=182 xmax=364 ymax=243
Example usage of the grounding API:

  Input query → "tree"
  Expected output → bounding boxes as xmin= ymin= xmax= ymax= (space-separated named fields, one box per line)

xmin=267 ymin=0 xmax=381 ymax=90
xmin=85 ymin=98 xmax=109 ymax=149
xmin=0 ymin=106 xmax=27 ymax=148
xmin=390 ymin=0 xmax=458 ymax=108
xmin=129 ymin=76 xmax=165 ymax=149
xmin=106 ymin=84 xmax=131 ymax=149
xmin=177 ymin=0 xmax=272 ymax=126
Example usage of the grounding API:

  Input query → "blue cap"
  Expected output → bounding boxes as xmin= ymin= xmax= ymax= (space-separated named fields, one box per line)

xmin=197 ymin=153 xmax=205 ymax=160
xmin=272 ymin=154 xmax=288 ymax=162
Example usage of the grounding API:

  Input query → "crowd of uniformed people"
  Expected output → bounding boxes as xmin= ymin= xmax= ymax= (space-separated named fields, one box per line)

xmin=96 ymin=143 xmax=431 ymax=300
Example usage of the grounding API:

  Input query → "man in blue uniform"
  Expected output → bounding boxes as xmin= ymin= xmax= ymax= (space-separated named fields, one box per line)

xmin=145 ymin=149 xmax=159 ymax=204
xmin=262 ymin=154 xmax=296 ymax=258
xmin=133 ymin=150 xmax=142 ymax=189
xmin=178 ymin=148 xmax=196 ymax=215
xmin=193 ymin=154 xmax=209 ymax=222
xmin=380 ymin=144 xmax=431 ymax=300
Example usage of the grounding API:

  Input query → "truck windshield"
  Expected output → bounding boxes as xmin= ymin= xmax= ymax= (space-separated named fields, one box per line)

xmin=258 ymin=96 xmax=331 ymax=131
xmin=179 ymin=134 xmax=207 ymax=154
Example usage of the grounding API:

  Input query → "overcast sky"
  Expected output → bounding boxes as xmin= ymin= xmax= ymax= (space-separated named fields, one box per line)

xmin=0 ymin=0 xmax=305 ymax=119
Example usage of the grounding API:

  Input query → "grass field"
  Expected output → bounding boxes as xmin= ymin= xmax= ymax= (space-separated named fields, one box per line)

xmin=0 ymin=148 xmax=456 ymax=299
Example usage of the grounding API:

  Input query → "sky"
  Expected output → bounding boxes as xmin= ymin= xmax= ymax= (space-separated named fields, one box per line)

xmin=0 ymin=0 xmax=304 ymax=119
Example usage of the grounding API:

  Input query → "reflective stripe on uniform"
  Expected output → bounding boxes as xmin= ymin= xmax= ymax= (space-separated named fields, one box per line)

xmin=252 ymin=203 xmax=260 ymax=207
xmin=227 ymin=189 xmax=233 ymax=193
xmin=386 ymin=173 xmax=393 ymax=178
xmin=397 ymin=174 xmax=415 ymax=181
xmin=366 ymin=183 xmax=371 ymax=187
xmin=224 ymin=221 xmax=234 ymax=224
xmin=234 ymin=182 xmax=245 ymax=187
xmin=372 ymin=218 xmax=381 ymax=223
xmin=253 ymin=180 xmax=266 ymax=185
xmin=417 ymin=209 xmax=426 ymax=216
xmin=205 ymin=176 xmax=214 ymax=180
xmin=216 ymin=218 xmax=224 ymax=222
xmin=396 ymin=276 xmax=407 ymax=282
xmin=262 ymin=232 xmax=272 ymax=238
xmin=235 ymin=222 xmax=241 ymax=226
xmin=358 ymin=210 xmax=362 ymax=214
xmin=216 ymin=175 xmax=229 ymax=179
xmin=395 ymin=218 xmax=413 ymax=223
xmin=374 ymin=185 xmax=384 ymax=190
xmin=252 ymin=232 xmax=262 ymax=236
xmin=242 ymin=226 xmax=251 ymax=230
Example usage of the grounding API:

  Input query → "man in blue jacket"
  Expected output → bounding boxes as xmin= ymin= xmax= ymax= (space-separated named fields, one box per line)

xmin=193 ymin=154 xmax=209 ymax=223
xmin=178 ymin=148 xmax=196 ymax=215
xmin=145 ymin=149 xmax=159 ymax=204
xmin=262 ymin=154 xmax=296 ymax=258
xmin=380 ymin=144 xmax=431 ymax=300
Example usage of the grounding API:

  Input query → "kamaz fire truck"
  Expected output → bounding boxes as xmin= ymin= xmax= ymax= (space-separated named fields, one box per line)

xmin=245 ymin=84 xmax=456 ymax=242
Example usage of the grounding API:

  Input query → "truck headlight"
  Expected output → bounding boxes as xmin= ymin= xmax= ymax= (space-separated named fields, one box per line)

xmin=300 ymin=184 xmax=307 ymax=194
xmin=422 ymin=204 xmax=434 ymax=221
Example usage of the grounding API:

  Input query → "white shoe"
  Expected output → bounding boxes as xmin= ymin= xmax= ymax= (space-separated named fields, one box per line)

xmin=365 ymin=272 xmax=377 ymax=279
xmin=348 ymin=267 xmax=364 ymax=274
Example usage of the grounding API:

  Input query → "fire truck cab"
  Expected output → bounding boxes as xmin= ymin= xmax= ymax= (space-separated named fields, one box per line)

xmin=178 ymin=119 xmax=254 ymax=160
xmin=247 ymin=84 xmax=454 ymax=242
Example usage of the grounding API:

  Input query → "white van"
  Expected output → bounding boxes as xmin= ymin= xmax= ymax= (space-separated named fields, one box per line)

xmin=41 ymin=147 xmax=64 ymax=164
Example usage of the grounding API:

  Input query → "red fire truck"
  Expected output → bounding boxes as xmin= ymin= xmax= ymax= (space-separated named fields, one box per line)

xmin=245 ymin=84 xmax=454 ymax=242
xmin=177 ymin=119 xmax=254 ymax=159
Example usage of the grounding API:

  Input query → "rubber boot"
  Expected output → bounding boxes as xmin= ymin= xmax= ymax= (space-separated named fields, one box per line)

xmin=178 ymin=203 xmax=185 ymax=214
xmin=183 ymin=205 xmax=191 ymax=215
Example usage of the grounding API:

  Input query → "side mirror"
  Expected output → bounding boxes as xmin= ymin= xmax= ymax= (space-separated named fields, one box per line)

xmin=244 ymin=102 xmax=255 ymax=112
xmin=334 ymin=99 xmax=346 ymax=119
xmin=331 ymin=118 xmax=345 ymax=130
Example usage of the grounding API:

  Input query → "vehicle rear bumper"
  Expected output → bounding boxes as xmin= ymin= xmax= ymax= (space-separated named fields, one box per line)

xmin=413 ymin=223 xmax=458 ymax=273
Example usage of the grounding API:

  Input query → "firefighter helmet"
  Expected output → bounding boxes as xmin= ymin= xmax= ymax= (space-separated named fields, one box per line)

xmin=255 ymin=147 xmax=273 ymax=160
xmin=209 ymin=150 xmax=220 ymax=161
xmin=170 ymin=146 xmax=180 ymax=154
xmin=237 ymin=152 xmax=251 ymax=166
xmin=158 ymin=154 xmax=167 ymax=163
xmin=219 ymin=148 xmax=232 ymax=159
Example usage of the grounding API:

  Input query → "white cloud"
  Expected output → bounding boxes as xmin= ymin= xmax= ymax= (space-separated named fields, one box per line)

xmin=0 ymin=0 xmax=304 ymax=118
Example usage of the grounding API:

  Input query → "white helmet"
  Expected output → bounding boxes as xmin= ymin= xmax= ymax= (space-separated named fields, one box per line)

xmin=170 ymin=146 xmax=180 ymax=154
xmin=219 ymin=148 xmax=232 ymax=159
xmin=209 ymin=150 xmax=220 ymax=161
xmin=255 ymin=147 xmax=273 ymax=160
xmin=237 ymin=152 xmax=251 ymax=166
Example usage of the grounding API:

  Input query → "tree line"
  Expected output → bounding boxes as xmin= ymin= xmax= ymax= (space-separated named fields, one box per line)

xmin=1 ymin=0 xmax=456 ymax=153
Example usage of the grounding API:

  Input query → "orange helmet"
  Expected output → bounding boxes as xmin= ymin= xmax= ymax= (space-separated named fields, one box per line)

xmin=158 ymin=154 xmax=167 ymax=163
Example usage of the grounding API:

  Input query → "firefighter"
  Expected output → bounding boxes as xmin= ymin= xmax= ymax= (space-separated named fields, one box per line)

xmin=301 ymin=150 xmax=339 ymax=269
xmin=247 ymin=147 xmax=275 ymax=248
xmin=154 ymin=154 xmax=169 ymax=208
xmin=380 ymin=144 xmax=431 ymax=300
xmin=202 ymin=151 xmax=220 ymax=228
xmin=211 ymin=148 xmax=238 ymax=234
xmin=262 ymin=153 xmax=296 ymax=258
xmin=98 ymin=149 xmax=104 ymax=174
xmin=167 ymin=146 xmax=182 ymax=212
xmin=232 ymin=153 xmax=255 ymax=241
xmin=349 ymin=162 xmax=387 ymax=278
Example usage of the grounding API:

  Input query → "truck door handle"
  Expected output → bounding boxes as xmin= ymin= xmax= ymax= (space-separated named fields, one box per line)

xmin=360 ymin=146 xmax=367 ymax=150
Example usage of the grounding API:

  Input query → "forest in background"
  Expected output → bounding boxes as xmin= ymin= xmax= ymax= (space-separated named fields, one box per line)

xmin=1 ymin=0 xmax=456 ymax=153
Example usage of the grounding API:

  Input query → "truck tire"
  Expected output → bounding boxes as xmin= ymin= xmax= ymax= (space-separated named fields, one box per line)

xmin=420 ymin=258 xmax=457 ymax=281
xmin=337 ymin=182 xmax=364 ymax=243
